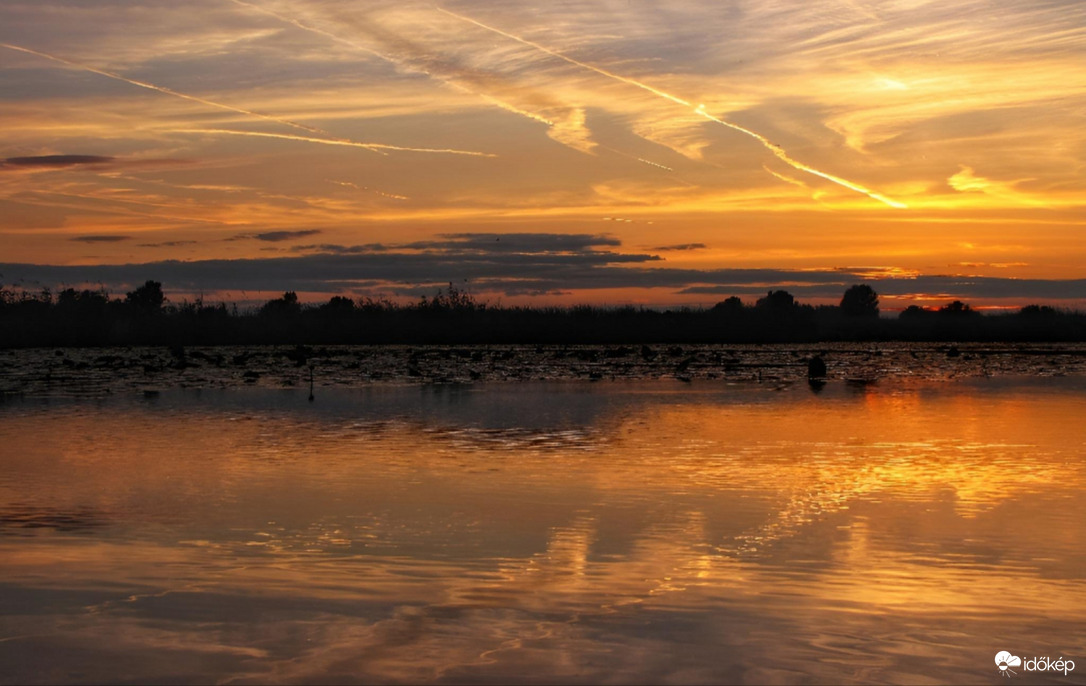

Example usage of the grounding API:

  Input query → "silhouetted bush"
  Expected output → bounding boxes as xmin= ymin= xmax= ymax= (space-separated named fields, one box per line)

xmin=1 ymin=281 xmax=1084 ymax=347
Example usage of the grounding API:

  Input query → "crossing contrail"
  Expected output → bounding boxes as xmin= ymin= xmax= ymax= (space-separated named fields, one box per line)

xmin=436 ymin=7 xmax=906 ymax=208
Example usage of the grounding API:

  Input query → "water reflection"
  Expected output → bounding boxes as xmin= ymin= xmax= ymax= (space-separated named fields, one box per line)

xmin=0 ymin=380 xmax=1083 ymax=684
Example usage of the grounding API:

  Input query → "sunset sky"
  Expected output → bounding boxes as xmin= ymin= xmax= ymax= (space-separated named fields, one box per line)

xmin=1 ymin=0 xmax=1083 ymax=309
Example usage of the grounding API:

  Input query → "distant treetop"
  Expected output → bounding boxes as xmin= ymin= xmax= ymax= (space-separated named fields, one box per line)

xmin=840 ymin=284 xmax=879 ymax=318
xmin=125 ymin=280 xmax=165 ymax=314
xmin=756 ymin=290 xmax=796 ymax=311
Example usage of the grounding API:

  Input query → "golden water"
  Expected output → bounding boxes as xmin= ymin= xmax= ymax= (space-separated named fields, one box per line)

xmin=1 ymin=379 xmax=1083 ymax=684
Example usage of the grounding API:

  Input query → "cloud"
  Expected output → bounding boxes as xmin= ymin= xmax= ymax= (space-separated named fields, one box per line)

xmin=229 ymin=0 xmax=598 ymax=153
xmin=1 ymin=155 xmax=114 ymax=169
xmin=137 ymin=240 xmax=199 ymax=248
xmin=0 ymin=155 xmax=192 ymax=176
xmin=2 ymin=250 xmax=1083 ymax=305
xmin=1 ymin=41 xmax=333 ymax=138
xmin=291 ymin=243 xmax=389 ymax=254
xmin=439 ymin=6 xmax=907 ymax=208
xmin=68 ymin=235 xmax=131 ymax=243
xmin=954 ymin=262 xmax=1029 ymax=269
xmin=651 ymin=243 xmax=706 ymax=251
xmin=948 ymin=166 xmax=994 ymax=194
xmin=2 ymin=0 xmax=1084 ymax=288
xmin=677 ymin=275 xmax=1086 ymax=301
xmin=407 ymin=233 xmax=622 ymax=253
xmin=1 ymin=41 xmax=495 ymax=160
xmin=290 ymin=233 xmax=624 ymax=255
xmin=169 ymin=128 xmax=496 ymax=157
xmin=230 ymin=229 xmax=323 ymax=242
xmin=252 ymin=229 xmax=323 ymax=242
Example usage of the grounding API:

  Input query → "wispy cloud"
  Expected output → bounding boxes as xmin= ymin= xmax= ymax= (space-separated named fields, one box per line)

xmin=231 ymin=229 xmax=323 ymax=242
xmin=68 ymin=234 xmax=131 ymax=243
xmin=0 ymin=42 xmax=325 ymax=134
xmin=0 ymin=155 xmax=190 ymax=174
xmin=1 ymin=155 xmax=114 ymax=169
xmin=0 ymin=40 xmax=493 ymax=160
xmin=137 ymin=240 xmax=199 ymax=248
xmin=169 ymin=127 xmax=495 ymax=157
xmin=439 ymin=6 xmax=907 ymax=208
xmin=651 ymin=243 xmax=706 ymax=251
xmin=2 ymin=0 xmax=1083 ymax=294
xmin=229 ymin=0 xmax=599 ymax=153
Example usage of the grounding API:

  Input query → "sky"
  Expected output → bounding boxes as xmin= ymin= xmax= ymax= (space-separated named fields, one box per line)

xmin=1 ymin=0 xmax=1084 ymax=310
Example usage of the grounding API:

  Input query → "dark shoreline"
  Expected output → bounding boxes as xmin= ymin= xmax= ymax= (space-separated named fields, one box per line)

xmin=4 ymin=283 xmax=1085 ymax=348
xmin=4 ymin=342 xmax=1086 ymax=399
xmin=4 ymin=311 xmax=1085 ymax=348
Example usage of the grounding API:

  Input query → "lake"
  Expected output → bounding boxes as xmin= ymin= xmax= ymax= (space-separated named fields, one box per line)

xmin=1 ymin=355 xmax=1084 ymax=683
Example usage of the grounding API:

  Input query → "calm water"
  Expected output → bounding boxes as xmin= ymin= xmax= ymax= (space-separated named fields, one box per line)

xmin=0 ymin=378 xmax=1084 ymax=684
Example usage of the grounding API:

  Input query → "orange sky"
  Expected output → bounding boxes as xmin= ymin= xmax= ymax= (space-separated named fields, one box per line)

xmin=1 ymin=0 xmax=1084 ymax=309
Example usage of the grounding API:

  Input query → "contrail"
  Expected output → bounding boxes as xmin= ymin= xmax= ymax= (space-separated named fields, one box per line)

xmin=171 ymin=128 xmax=496 ymax=157
xmin=0 ymin=41 xmax=490 ymax=160
xmin=762 ymin=165 xmax=807 ymax=189
xmin=229 ymin=1 xmax=599 ymax=154
xmin=328 ymin=179 xmax=410 ymax=200
xmin=695 ymin=105 xmax=905 ymax=208
xmin=0 ymin=42 xmax=327 ymax=136
xmin=597 ymin=144 xmax=698 ymax=186
xmin=437 ymin=7 xmax=906 ymax=208
xmin=230 ymin=0 xmax=388 ymax=61
xmin=636 ymin=157 xmax=674 ymax=172
xmin=20 ymin=191 xmax=238 ymax=226
xmin=437 ymin=7 xmax=691 ymax=106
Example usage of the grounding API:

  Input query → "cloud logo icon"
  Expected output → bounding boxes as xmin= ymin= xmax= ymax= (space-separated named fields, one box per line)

xmin=996 ymin=651 xmax=1022 ymax=677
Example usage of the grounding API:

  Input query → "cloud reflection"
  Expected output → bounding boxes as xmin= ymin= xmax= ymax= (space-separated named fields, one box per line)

xmin=1 ymin=381 xmax=1085 ymax=681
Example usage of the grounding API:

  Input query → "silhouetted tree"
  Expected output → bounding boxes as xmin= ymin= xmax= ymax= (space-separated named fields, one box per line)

xmin=56 ymin=287 xmax=110 ymax=315
xmin=899 ymin=305 xmax=928 ymax=319
xmin=755 ymin=290 xmax=796 ymax=312
xmin=125 ymin=280 xmax=165 ymax=315
xmin=260 ymin=291 xmax=301 ymax=317
xmin=4 ymin=278 xmax=1085 ymax=347
xmin=939 ymin=300 xmax=977 ymax=316
xmin=840 ymin=284 xmax=879 ymax=318
xmin=1019 ymin=304 xmax=1057 ymax=318
xmin=320 ymin=296 xmax=355 ymax=313
xmin=712 ymin=296 xmax=745 ymax=314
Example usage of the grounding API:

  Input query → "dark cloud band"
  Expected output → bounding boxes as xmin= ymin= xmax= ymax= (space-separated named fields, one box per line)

xmin=2 ymin=251 xmax=1084 ymax=303
xmin=68 ymin=235 xmax=131 ymax=243
xmin=1 ymin=155 xmax=114 ymax=169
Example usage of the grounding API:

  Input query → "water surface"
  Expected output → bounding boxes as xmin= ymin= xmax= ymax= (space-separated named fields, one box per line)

xmin=1 ymin=378 xmax=1083 ymax=684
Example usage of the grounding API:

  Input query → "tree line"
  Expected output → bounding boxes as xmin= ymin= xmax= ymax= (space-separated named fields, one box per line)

xmin=0 ymin=281 xmax=1082 ymax=347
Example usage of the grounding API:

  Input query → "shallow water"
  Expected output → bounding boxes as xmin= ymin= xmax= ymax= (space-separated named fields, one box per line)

xmin=3 ymin=342 xmax=1086 ymax=398
xmin=0 ymin=378 xmax=1084 ymax=684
